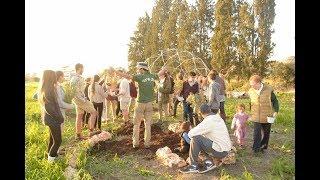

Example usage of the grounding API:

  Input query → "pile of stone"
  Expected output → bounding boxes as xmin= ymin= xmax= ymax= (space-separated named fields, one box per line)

xmin=156 ymin=146 xmax=187 ymax=168
xmin=88 ymin=131 xmax=112 ymax=146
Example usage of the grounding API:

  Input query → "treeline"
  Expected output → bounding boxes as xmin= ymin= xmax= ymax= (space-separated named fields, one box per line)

xmin=128 ymin=0 xmax=276 ymax=80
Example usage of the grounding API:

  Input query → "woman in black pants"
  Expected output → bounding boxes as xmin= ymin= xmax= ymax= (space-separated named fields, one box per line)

xmin=39 ymin=70 xmax=64 ymax=162
xmin=88 ymin=75 xmax=109 ymax=131
xmin=115 ymin=82 xmax=122 ymax=118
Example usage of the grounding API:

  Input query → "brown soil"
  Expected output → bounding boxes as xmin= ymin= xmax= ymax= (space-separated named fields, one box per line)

xmin=90 ymin=122 xmax=189 ymax=159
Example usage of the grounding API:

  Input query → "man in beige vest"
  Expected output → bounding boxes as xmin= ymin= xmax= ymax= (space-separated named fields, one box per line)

xmin=248 ymin=75 xmax=279 ymax=153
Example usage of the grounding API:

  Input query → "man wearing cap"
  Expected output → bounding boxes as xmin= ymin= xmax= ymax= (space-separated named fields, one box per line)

xmin=115 ymin=62 xmax=166 ymax=149
xmin=179 ymin=104 xmax=232 ymax=174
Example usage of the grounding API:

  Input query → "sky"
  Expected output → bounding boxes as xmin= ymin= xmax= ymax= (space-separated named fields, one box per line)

xmin=25 ymin=0 xmax=294 ymax=77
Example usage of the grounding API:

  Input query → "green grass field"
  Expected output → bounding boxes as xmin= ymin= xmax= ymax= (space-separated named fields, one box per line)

xmin=25 ymin=82 xmax=295 ymax=179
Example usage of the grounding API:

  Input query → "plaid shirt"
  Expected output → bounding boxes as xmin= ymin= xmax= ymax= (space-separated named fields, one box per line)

xmin=70 ymin=74 xmax=86 ymax=101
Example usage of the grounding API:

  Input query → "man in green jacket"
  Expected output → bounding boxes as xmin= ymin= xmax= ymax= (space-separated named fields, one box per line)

xmin=248 ymin=75 xmax=279 ymax=153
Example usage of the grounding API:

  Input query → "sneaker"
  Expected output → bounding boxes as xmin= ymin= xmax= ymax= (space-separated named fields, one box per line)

xmin=133 ymin=145 xmax=139 ymax=150
xmin=260 ymin=144 xmax=267 ymax=150
xmin=179 ymin=165 xmax=199 ymax=174
xmin=48 ymin=155 xmax=57 ymax=163
xmin=199 ymin=161 xmax=216 ymax=174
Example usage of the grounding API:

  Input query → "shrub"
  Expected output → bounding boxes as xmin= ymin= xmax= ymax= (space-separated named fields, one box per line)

xmin=226 ymin=79 xmax=249 ymax=92
xmin=271 ymin=156 xmax=295 ymax=178
xmin=267 ymin=61 xmax=295 ymax=89
xmin=62 ymin=82 xmax=76 ymax=104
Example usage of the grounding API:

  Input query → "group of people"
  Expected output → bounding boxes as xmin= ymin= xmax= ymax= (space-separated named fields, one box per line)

xmin=38 ymin=61 xmax=279 ymax=174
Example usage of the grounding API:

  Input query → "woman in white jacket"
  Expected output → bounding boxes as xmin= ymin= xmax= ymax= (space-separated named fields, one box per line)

xmin=88 ymin=75 xmax=110 ymax=131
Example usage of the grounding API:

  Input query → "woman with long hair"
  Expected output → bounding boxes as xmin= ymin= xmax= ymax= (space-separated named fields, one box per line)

xmin=88 ymin=75 xmax=109 ymax=131
xmin=38 ymin=70 xmax=64 ymax=162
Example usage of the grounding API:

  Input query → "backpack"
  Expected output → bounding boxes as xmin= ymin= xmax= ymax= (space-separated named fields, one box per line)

xmin=169 ymin=76 xmax=175 ymax=94
xmin=129 ymin=81 xmax=137 ymax=98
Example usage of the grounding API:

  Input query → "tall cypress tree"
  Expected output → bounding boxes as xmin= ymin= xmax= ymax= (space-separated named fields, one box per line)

xmin=163 ymin=0 xmax=183 ymax=50
xmin=143 ymin=13 xmax=152 ymax=61
xmin=195 ymin=0 xmax=214 ymax=67
xmin=187 ymin=5 xmax=199 ymax=55
xmin=211 ymin=0 xmax=236 ymax=72
xmin=236 ymin=0 xmax=255 ymax=79
xmin=253 ymin=0 xmax=276 ymax=77
xmin=176 ymin=0 xmax=190 ymax=51
xmin=128 ymin=13 xmax=151 ymax=73
xmin=149 ymin=0 xmax=172 ymax=57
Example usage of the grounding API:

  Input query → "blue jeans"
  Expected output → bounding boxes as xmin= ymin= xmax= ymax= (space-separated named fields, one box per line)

xmin=183 ymin=101 xmax=193 ymax=122
xmin=182 ymin=132 xmax=191 ymax=144
xmin=189 ymin=135 xmax=228 ymax=166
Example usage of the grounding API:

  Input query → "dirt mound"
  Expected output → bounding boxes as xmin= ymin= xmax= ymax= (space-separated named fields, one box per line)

xmin=114 ymin=122 xmax=166 ymax=137
xmin=91 ymin=123 xmax=188 ymax=159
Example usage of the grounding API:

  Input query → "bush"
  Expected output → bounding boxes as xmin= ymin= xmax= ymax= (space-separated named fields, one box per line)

xmin=271 ymin=156 xmax=295 ymax=178
xmin=266 ymin=61 xmax=295 ymax=89
xmin=25 ymin=76 xmax=40 ymax=82
xmin=226 ymin=79 xmax=249 ymax=92
xmin=62 ymin=82 xmax=76 ymax=104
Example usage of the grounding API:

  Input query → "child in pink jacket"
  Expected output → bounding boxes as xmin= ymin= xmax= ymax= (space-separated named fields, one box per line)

xmin=231 ymin=103 xmax=250 ymax=147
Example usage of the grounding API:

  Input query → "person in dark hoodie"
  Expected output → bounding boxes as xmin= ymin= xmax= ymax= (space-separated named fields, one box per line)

xmin=83 ymin=77 xmax=91 ymax=127
xmin=180 ymin=71 xmax=199 ymax=122
xmin=38 ymin=70 xmax=64 ymax=162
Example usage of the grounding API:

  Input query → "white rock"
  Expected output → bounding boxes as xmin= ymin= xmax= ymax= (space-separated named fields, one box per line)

xmin=156 ymin=147 xmax=187 ymax=167
xmin=156 ymin=146 xmax=172 ymax=158
xmin=98 ymin=131 xmax=112 ymax=141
